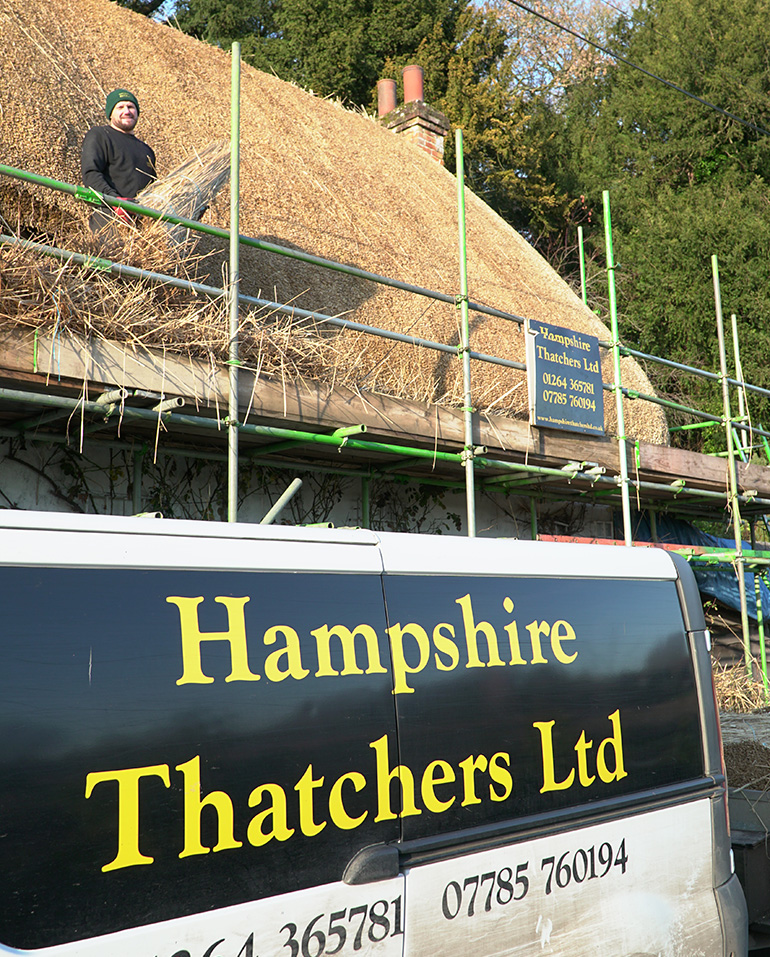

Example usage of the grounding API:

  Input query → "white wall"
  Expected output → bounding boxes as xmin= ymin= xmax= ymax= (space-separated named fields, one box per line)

xmin=0 ymin=440 xmax=615 ymax=539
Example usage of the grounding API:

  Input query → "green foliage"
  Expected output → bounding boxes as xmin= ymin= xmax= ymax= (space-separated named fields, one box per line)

xmin=544 ymin=0 xmax=770 ymax=447
xmin=112 ymin=0 xmax=167 ymax=14
xmin=381 ymin=5 xmax=573 ymax=238
xmin=369 ymin=479 xmax=462 ymax=533
xmin=172 ymin=0 xmax=277 ymax=44
xmin=173 ymin=0 xmax=463 ymax=104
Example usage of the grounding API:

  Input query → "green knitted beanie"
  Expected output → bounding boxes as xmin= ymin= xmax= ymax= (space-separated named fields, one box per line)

xmin=105 ymin=89 xmax=140 ymax=120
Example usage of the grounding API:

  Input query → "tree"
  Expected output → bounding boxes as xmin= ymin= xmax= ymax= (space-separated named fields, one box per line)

xmin=171 ymin=0 xmax=278 ymax=46
xmin=375 ymin=4 xmax=574 ymax=240
xmin=548 ymin=0 xmax=770 ymax=446
xmin=172 ymin=0 xmax=464 ymax=105
xmin=489 ymin=0 xmax=622 ymax=101
xmin=113 ymin=0 xmax=168 ymax=15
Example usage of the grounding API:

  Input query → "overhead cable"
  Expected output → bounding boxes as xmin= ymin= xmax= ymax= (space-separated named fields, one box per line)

xmin=504 ymin=0 xmax=770 ymax=138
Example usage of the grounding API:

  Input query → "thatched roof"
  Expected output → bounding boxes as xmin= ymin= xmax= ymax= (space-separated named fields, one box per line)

xmin=0 ymin=0 xmax=668 ymax=442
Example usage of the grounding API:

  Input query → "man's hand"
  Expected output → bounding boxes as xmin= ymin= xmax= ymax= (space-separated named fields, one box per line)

xmin=111 ymin=198 xmax=134 ymax=225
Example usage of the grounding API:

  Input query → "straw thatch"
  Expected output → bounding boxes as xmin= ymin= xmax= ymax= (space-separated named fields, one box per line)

xmin=0 ymin=0 xmax=668 ymax=441
xmin=137 ymin=138 xmax=230 ymax=246
xmin=714 ymin=661 xmax=769 ymax=713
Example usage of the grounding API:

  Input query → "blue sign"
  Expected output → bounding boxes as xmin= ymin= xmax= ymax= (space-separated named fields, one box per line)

xmin=525 ymin=319 xmax=605 ymax=435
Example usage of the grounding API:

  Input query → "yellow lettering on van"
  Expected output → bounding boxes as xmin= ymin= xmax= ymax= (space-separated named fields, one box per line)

xmin=329 ymin=771 xmax=368 ymax=830
xmin=370 ymin=734 xmax=422 ymax=821
xmin=421 ymin=760 xmax=456 ymax=813
xmin=597 ymin=710 xmax=627 ymax=783
xmin=263 ymin=626 xmax=310 ymax=681
xmin=458 ymin=754 xmax=488 ymax=806
xmin=294 ymin=765 xmax=326 ymax=837
xmin=456 ymin=594 xmax=505 ymax=668
xmin=387 ymin=622 xmax=430 ymax=694
xmin=247 ymin=783 xmax=295 ymax=846
xmin=550 ymin=620 xmax=578 ymax=664
xmin=176 ymin=755 xmax=243 ymax=858
xmin=488 ymin=751 xmax=513 ymax=801
xmin=85 ymin=764 xmax=170 ymax=871
xmin=502 ymin=598 xmax=526 ymax=665
xmin=533 ymin=720 xmax=576 ymax=793
xmin=168 ymin=596 xmax=259 ymax=685
xmin=311 ymin=624 xmax=387 ymax=677
xmin=525 ymin=621 xmax=549 ymax=664
xmin=574 ymin=731 xmax=595 ymax=787
xmin=432 ymin=622 xmax=460 ymax=671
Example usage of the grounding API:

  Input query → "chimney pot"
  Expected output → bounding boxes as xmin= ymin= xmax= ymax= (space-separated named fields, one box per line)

xmin=377 ymin=78 xmax=397 ymax=116
xmin=380 ymin=65 xmax=449 ymax=165
xmin=403 ymin=64 xmax=424 ymax=103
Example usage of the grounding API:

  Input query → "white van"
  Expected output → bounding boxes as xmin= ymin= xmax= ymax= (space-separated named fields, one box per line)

xmin=0 ymin=512 xmax=747 ymax=957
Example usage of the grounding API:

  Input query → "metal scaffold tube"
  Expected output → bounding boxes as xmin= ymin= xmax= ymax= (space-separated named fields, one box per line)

xmin=577 ymin=225 xmax=588 ymax=306
xmin=455 ymin=129 xmax=476 ymax=538
xmin=6 ymin=384 xmax=770 ymax=516
xmin=712 ymin=254 xmax=752 ymax=676
xmin=0 ymin=233 xmax=525 ymax=371
xmin=228 ymin=42 xmax=241 ymax=523
xmin=0 ymin=164 xmax=524 ymax=326
xmin=602 ymin=191 xmax=632 ymax=546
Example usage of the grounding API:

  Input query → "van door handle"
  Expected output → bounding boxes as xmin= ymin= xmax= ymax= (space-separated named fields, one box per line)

xmin=343 ymin=844 xmax=400 ymax=884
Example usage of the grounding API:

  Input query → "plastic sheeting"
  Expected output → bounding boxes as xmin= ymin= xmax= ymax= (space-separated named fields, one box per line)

xmin=625 ymin=514 xmax=770 ymax=621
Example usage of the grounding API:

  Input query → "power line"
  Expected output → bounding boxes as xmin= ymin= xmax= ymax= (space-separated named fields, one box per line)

xmin=504 ymin=0 xmax=770 ymax=139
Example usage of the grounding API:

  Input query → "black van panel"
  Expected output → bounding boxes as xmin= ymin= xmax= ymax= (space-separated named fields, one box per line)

xmin=383 ymin=575 xmax=704 ymax=841
xmin=0 ymin=568 xmax=398 ymax=948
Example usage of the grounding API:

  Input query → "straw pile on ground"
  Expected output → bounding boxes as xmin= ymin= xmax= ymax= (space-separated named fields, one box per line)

xmin=714 ymin=661 xmax=769 ymax=714
xmin=0 ymin=0 xmax=668 ymax=441
xmin=715 ymin=661 xmax=770 ymax=790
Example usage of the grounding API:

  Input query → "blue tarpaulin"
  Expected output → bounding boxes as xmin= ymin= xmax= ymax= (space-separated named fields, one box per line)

xmin=625 ymin=514 xmax=770 ymax=621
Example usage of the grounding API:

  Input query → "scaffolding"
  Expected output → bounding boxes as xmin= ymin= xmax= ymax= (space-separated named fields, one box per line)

xmin=1 ymin=45 xmax=770 ymax=681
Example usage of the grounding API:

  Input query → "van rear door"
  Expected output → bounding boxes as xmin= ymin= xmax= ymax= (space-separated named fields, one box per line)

xmin=377 ymin=535 xmax=728 ymax=957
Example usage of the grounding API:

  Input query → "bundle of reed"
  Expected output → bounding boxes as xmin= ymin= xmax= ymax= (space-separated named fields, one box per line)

xmin=713 ymin=660 xmax=769 ymax=713
xmin=136 ymin=139 xmax=230 ymax=246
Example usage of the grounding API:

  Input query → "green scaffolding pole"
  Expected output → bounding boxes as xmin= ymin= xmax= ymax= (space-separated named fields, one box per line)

xmin=713 ymin=254 xmax=752 ymax=676
xmin=228 ymin=41 xmax=241 ymax=523
xmin=455 ymin=129 xmax=476 ymax=537
xmin=754 ymin=572 xmax=770 ymax=702
xmin=603 ymin=192 xmax=632 ymax=545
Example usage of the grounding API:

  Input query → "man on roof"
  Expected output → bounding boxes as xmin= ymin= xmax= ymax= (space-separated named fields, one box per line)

xmin=81 ymin=89 xmax=156 ymax=232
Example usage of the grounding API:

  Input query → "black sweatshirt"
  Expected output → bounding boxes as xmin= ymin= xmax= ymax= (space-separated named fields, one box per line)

xmin=80 ymin=125 xmax=156 ymax=200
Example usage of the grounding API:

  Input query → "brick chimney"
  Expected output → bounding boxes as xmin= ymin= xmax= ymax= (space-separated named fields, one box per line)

xmin=378 ymin=66 xmax=450 ymax=165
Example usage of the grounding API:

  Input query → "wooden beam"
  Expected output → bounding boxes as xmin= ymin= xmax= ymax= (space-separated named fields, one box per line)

xmin=1 ymin=329 xmax=769 ymax=499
